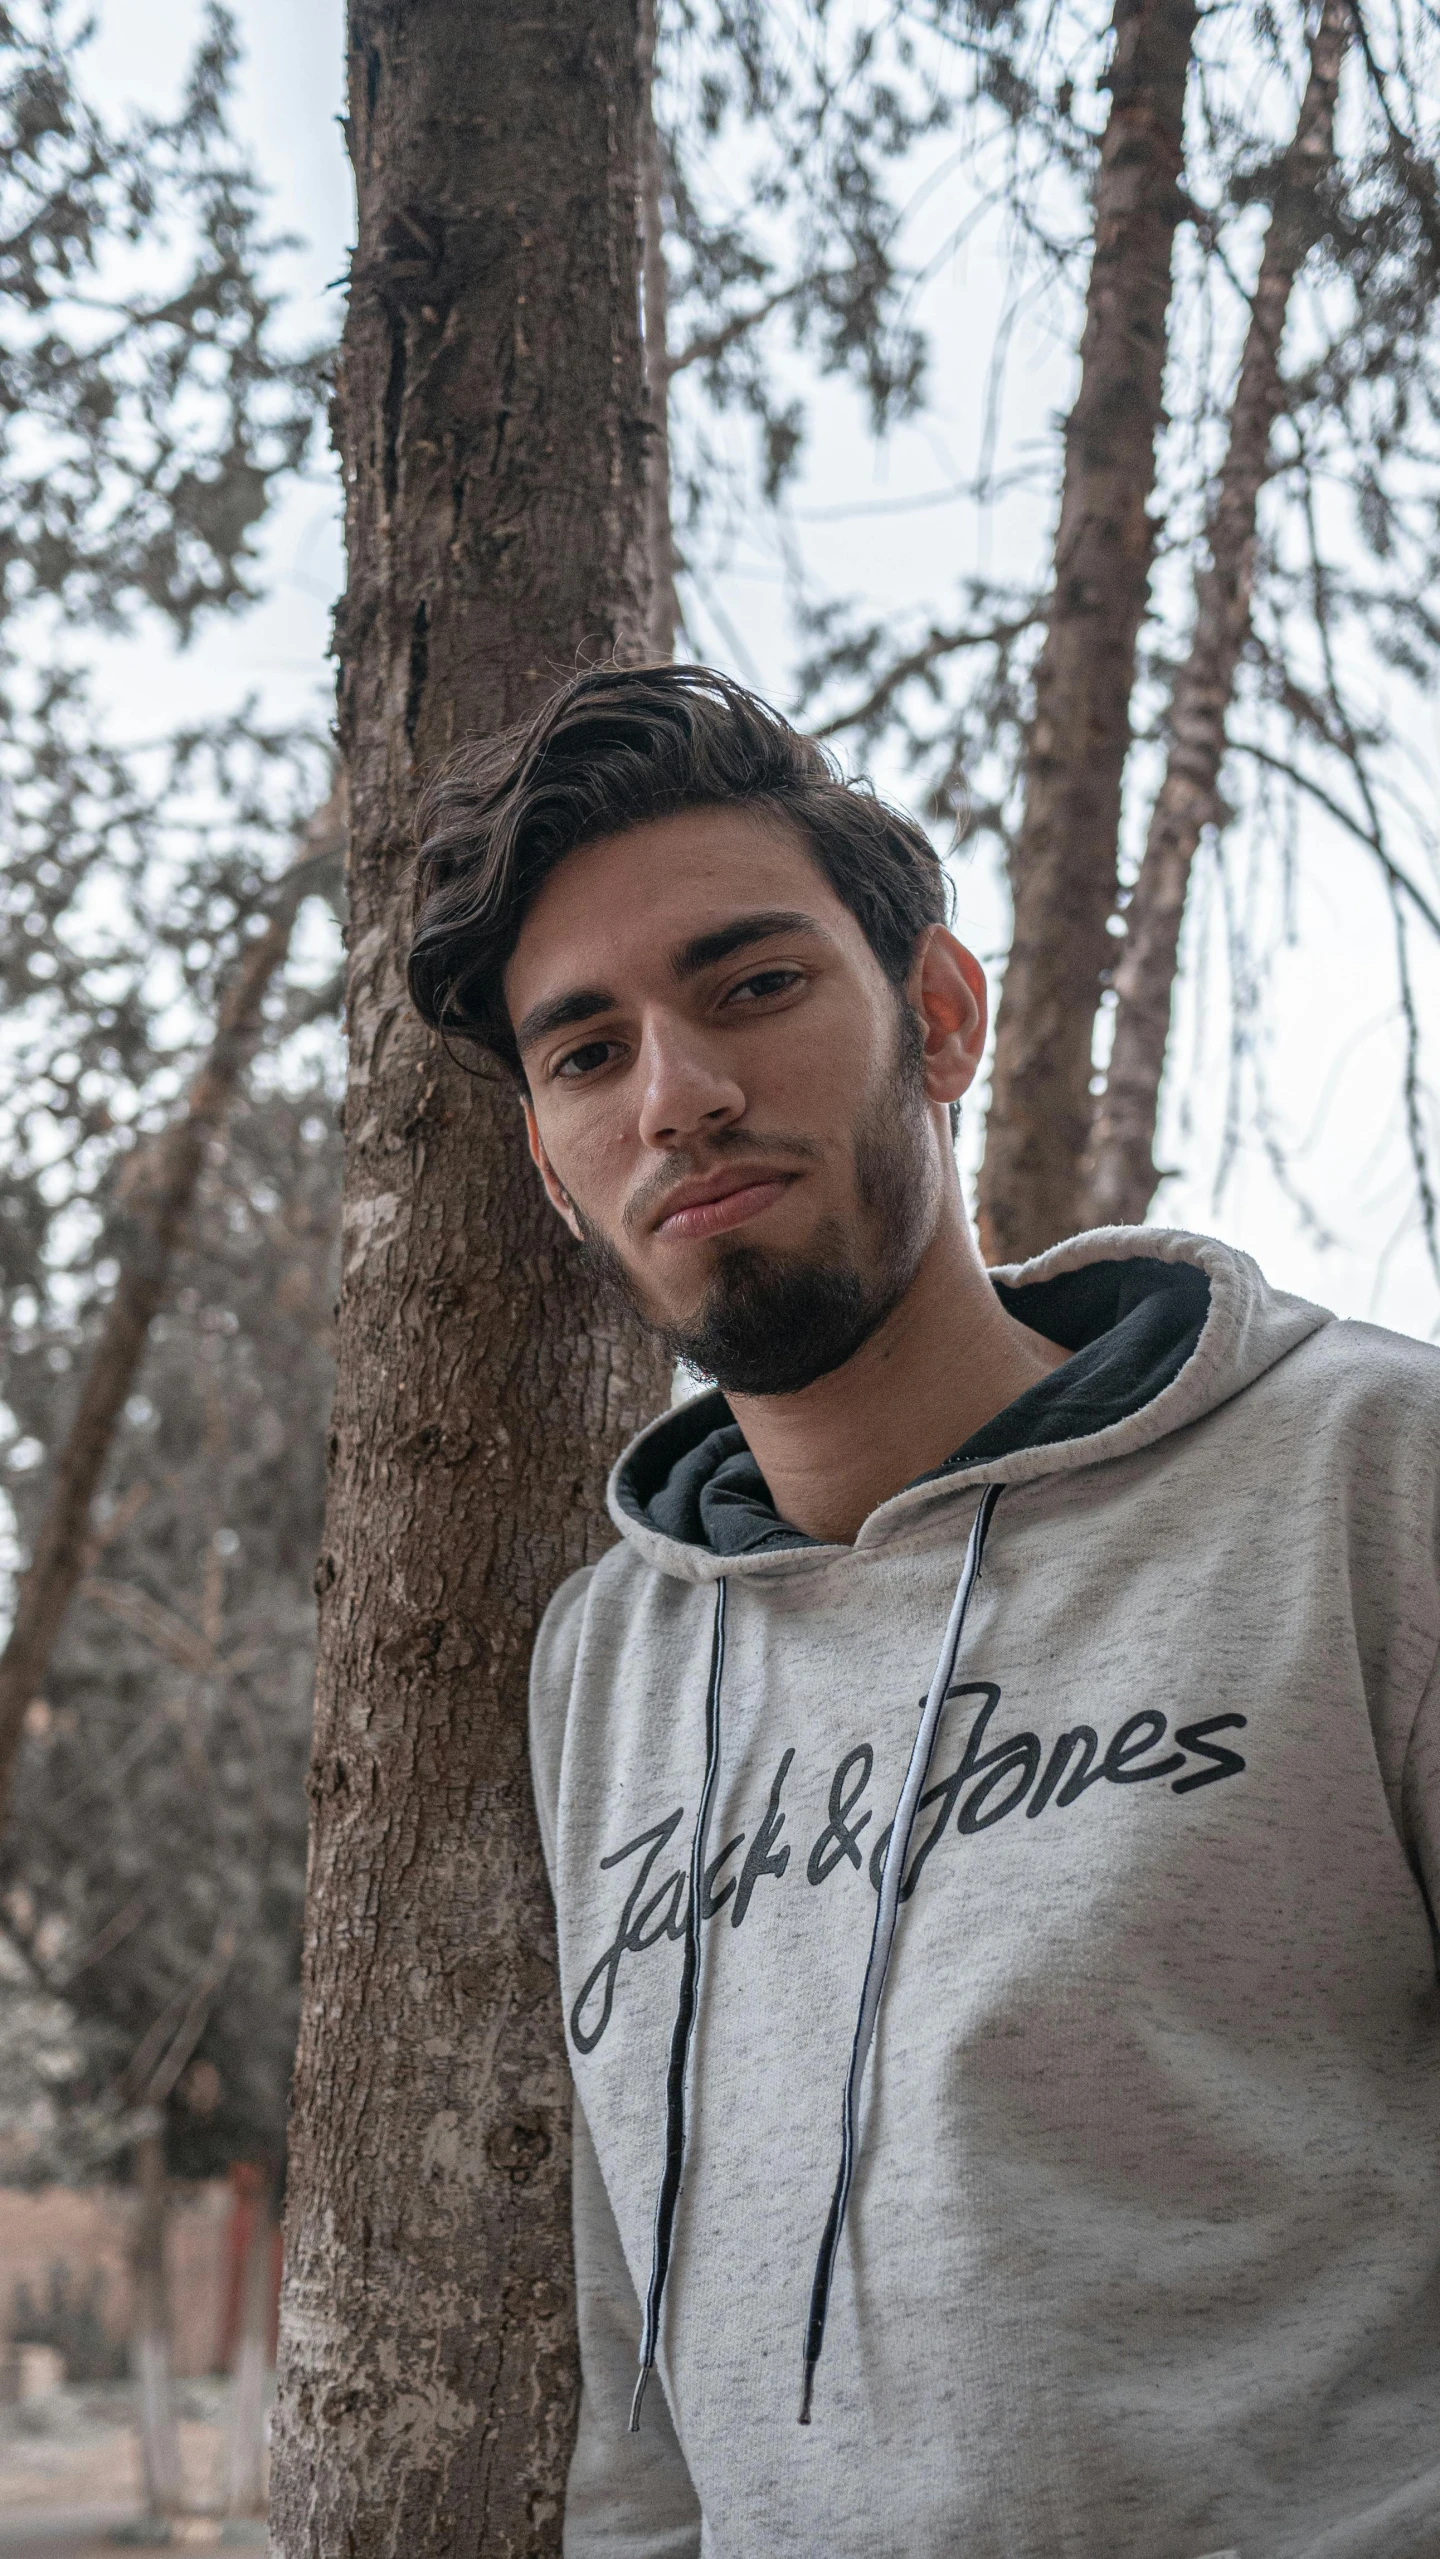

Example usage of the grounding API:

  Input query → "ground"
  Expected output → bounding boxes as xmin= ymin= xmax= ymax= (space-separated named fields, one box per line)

xmin=0 ymin=2380 xmax=265 ymax=2552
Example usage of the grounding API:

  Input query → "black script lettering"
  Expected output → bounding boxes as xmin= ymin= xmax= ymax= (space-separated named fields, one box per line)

xmin=808 ymin=1744 xmax=874 ymax=1884
xmin=958 ymin=1735 xmax=1041 ymax=1831
xmin=1172 ymin=1714 xmax=1248 ymax=1793
xmin=1103 ymin=1710 xmax=1184 ymax=1784
xmin=867 ymin=1752 xmax=972 ymax=1899
xmin=1027 ymin=1726 xmax=1102 ymax=1817
xmin=867 ymin=1685 xmax=1037 ymax=1888
xmin=732 ymin=1748 xmax=795 ymax=1927
xmin=949 ymin=1685 xmax=1042 ymax=1834
xmin=702 ymin=1833 xmax=745 ymax=1918
xmin=632 ymin=1870 xmax=687 ymax=1949
xmin=570 ymin=1808 xmax=685 ymax=2055
xmin=868 ymin=1684 xmax=998 ymax=1894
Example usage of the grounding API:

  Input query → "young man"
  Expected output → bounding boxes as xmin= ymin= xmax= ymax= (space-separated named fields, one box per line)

xmin=408 ymin=664 xmax=1440 ymax=2559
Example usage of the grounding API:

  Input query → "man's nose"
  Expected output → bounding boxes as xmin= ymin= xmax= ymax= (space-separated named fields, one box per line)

xmin=636 ymin=1012 xmax=745 ymax=1149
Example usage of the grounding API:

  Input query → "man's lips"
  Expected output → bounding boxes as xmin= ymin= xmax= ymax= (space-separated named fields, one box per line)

xmin=652 ymin=1170 xmax=795 ymax=1241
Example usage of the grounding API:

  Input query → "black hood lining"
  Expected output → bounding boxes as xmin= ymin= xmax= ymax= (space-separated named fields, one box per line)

xmin=617 ymin=1254 xmax=1211 ymax=1557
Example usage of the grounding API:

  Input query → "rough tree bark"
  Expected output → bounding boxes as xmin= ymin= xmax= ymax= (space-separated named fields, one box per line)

xmin=0 ymin=799 xmax=340 ymax=1819
xmin=267 ymin=8 xmax=670 ymax=2556
xmin=976 ymin=0 xmax=1198 ymax=1264
xmin=1085 ymin=0 xmax=1351 ymax=1227
xmin=638 ymin=0 xmax=679 ymax=660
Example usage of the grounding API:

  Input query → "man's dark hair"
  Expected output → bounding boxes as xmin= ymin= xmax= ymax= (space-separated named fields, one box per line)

xmin=406 ymin=662 xmax=951 ymax=1075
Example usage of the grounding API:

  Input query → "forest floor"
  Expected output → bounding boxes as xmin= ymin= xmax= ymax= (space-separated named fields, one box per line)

xmin=0 ymin=2382 xmax=265 ymax=2550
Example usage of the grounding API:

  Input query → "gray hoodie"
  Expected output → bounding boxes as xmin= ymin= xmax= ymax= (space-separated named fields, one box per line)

xmin=529 ymin=1227 xmax=1440 ymax=2559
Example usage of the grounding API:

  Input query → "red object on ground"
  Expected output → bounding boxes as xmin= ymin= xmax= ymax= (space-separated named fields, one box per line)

xmin=215 ymin=2163 xmax=280 ymax=2373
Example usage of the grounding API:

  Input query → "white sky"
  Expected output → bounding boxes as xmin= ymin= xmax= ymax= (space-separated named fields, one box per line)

xmin=78 ymin=0 xmax=1440 ymax=1343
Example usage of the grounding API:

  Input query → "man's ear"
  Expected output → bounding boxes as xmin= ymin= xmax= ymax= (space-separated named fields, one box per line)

xmin=910 ymin=925 xmax=987 ymax=1106
xmin=521 ymin=1094 xmax=584 ymax=1241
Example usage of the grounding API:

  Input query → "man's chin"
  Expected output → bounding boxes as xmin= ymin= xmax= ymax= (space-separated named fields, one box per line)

xmin=577 ymin=1221 xmax=812 ymax=1341
xmin=574 ymin=1104 xmax=932 ymax=1396
xmin=581 ymin=1231 xmax=898 ymax=1400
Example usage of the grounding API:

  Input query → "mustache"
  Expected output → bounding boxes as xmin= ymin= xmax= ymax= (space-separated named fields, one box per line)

xmin=621 ymin=1127 xmax=824 ymax=1240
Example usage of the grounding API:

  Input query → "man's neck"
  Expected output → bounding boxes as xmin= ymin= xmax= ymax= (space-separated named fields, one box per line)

xmin=726 ymin=1195 xmax=1068 ymax=1544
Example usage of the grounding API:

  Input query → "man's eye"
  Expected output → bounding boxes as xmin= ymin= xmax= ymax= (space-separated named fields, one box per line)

xmin=728 ymin=967 xmax=803 ymax=1004
xmin=554 ymin=1039 xmax=619 ymax=1080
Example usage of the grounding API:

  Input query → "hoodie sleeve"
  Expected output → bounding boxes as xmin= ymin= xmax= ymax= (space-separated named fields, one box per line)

xmin=530 ymin=1564 xmax=597 ymax=1888
xmin=1402 ymin=1640 xmax=1440 ymax=1962
xmin=566 ymin=2095 xmax=702 ymax=2558
xmin=530 ymin=1572 xmax=703 ymax=2548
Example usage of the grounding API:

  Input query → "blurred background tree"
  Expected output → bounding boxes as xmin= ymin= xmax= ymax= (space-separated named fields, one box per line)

xmin=0 ymin=0 xmax=339 ymax=2522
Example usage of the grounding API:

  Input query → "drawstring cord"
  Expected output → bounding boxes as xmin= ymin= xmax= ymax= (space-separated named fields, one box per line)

xmin=627 ymin=1491 xmax=1002 ymax=2435
xmin=799 ymin=1483 xmax=1003 ymax=2424
xmin=630 ymin=1574 xmax=728 ymax=2431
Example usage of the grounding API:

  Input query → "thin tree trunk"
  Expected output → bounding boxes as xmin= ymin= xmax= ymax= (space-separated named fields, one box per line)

xmin=1086 ymin=0 xmax=1351 ymax=1227
xmin=268 ymin=9 xmax=670 ymax=2556
xmin=226 ymin=2165 xmax=277 ymax=2518
xmin=639 ymin=0 xmax=679 ymax=659
xmin=0 ymin=790 xmax=342 ymax=1816
xmin=130 ymin=2130 xmax=184 ymax=2519
xmin=977 ymin=0 xmax=1198 ymax=1265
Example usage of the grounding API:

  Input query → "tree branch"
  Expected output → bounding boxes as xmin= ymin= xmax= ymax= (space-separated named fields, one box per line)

xmin=1227 ymin=736 xmax=1440 ymax=940
xmin=0 ymin=779 xmax=345 ymax=1816
xmin=638 ymin=0 xmax=679 ymax=658
xmin=1086 ymin=0 xmax=1352 ymax=1230
xmin=82 ymin=1576 xmax=222 ymax=1677
xmin=978 ymin=0 xmax=1201 ymax=1261
xmin=119 ymin=1925 xmax=237 ymax=2112
xmin=666 ymin=270 xmax=848 ymax=377
xmin=1386 ymin=879 xmax=1440 ymax=1284
xmin=810 ymin=605 xmax=1046 ymax=741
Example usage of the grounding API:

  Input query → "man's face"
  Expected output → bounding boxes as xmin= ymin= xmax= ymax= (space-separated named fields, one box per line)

xmin=504 ymin=807 xmax=984 ymax=1394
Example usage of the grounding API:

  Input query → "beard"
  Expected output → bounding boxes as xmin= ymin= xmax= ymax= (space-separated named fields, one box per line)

xmin=575 ymin=1003 xmax=939 ymax=1397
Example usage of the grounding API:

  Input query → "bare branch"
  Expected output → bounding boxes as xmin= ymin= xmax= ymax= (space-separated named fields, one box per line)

xmin=639 ymin=0 xmax=679 ymax=658
xmin=82 ymin=1577 xmax=220 ymax=1677
xmin=0 ymin=778 xmax=346 ymax=1816
xmin=1228 ymin=738 xmax=1440 ymax=940
xmin=666 ymin=270 xmax=850 ymax=377
xmin=978 ymin=0 xmax=1200 ymax=1261
xmin=1087 ymin=0 xmax=1353 ymax=1230
xmin=55 ymin=1894 xmax=148 ymax=1990
xmin=1386 ymin=881 xmax=1440 ymax=1284
xmin=811 ymin=606 xmax=1046 ymax=741
xmin=118 ymin=1925 xmax=237 ymax=2112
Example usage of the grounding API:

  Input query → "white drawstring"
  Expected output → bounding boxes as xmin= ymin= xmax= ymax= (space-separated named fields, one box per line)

xmin=630 ymin=1575 xmax=728 ymax=2430
xmin=800 ymin=1484 xmax=1003 ymax=2423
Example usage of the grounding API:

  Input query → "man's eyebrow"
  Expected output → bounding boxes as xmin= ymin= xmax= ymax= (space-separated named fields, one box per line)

xmin=514 ymin=985 xmax=615 ymax=1055
xmin=514 ymin=912 xmax=827 ymax=1056
xmin=672 ymin=910 xmax=827 ymax=981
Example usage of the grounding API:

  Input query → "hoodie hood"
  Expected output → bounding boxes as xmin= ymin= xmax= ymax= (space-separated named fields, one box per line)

xmin=609 ymin=1225 xmax=1331 ymax=1583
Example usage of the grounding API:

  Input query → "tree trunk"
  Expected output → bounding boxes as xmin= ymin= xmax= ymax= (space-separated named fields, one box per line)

xmin=267 ymin=9 xmax=670 ymax=2557
xmin=1085 ymin=0 xmax=1351 ymax=1228
xmin=0 ymin=792 xmax=341 ymax=1818
xmin=976 ymin=0 xmax=1198 ymax=1265
xmin=226 ymin=2166 xmax=277 ymax=2519
xmin=639 ymin=0 xmax=679 ymax=659
xmin=130 ymin=2130 xmax=184 ymax=2519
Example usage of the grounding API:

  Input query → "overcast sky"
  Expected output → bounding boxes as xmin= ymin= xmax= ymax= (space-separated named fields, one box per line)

xmin=76 ymin=0 xmax=1440 ymax=1342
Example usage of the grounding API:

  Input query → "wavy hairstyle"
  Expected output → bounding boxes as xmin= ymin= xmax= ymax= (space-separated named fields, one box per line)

xmin=407 ymin=662 xmax=951 ymax=1076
